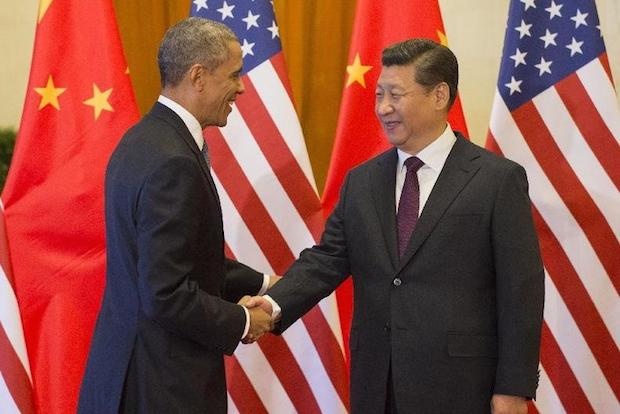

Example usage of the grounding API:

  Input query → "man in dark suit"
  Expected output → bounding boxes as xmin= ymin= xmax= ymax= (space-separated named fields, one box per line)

xmin=245 ymin=39 xmax=544 ymax=413
xmin=78 ymin=17 xmax=274 ymax=414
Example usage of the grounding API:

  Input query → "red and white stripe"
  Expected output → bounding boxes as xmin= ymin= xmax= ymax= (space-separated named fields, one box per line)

xmin=488 ymin=55 xmax=620 ymax=413
xmin=0 ymin=203 xmax=34 ymax=414
xmin=205 ymin=52 xmax=349 ymax=413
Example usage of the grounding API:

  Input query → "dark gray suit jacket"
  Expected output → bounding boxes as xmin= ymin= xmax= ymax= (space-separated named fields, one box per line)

xmin=78 ymin=103 xmax=263 ymax=414
xmin=268 ymin=134 xmax=544 ymax=413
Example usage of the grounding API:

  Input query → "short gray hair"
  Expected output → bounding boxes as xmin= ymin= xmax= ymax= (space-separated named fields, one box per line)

xmin=158 ymin=17 xmax=238 ymax=87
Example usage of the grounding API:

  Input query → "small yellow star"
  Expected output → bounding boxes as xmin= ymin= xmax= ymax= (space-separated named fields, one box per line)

xmin=346 ymin=53 xmax=372 ymax=88
xmin=437 ymin=30 xmax=449 ymax=47
xmin=38 ymin=0 xmax=53 ymax=22
xmin=34 ymin=75 xmax=66 ymax=110
xmin=83 ymin=84 xmax=114 ymax=120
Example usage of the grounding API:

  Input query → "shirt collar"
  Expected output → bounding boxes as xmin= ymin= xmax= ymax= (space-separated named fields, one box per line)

xmin=157 ymin=95 xmax=204 ymax=150
xmin=397 ymin=124 xmax=457 ymax=173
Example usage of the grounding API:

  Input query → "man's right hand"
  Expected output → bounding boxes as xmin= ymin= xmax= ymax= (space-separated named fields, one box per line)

xmin=239 ymin=295 xmax=274 ymax=316
xmin=243 ymin=306 xmax=273 ymax=344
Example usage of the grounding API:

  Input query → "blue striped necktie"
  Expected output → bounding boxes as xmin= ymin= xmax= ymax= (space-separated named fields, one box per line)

xmin=201 ymin=140 xmax=210 ymax=169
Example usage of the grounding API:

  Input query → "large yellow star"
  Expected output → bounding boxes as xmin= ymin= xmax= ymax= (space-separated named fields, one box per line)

xmin=38 ymin=0 xmax=53 ymax=22
xmin=437 ymin=30 xmax=449 ymax=47
xmin=34 ymin=75 xmax=66 ymax=110
xmin=346 ymin=53 xmax=372 ymax=88
xmin=83 ymin=84 xmax=114 ymax=120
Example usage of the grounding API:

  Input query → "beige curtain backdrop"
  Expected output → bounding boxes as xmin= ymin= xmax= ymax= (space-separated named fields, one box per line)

xmin=2 ymin=0 xmax=619 ymax=194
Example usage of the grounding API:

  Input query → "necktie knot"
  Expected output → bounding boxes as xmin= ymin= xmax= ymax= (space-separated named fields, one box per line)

xmin=404 ymin=156 xmax=424 ymax=173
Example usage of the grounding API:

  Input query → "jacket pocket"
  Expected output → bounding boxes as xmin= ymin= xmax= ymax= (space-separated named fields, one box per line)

xmin=447 ymin=332 xmax=498 ymax=358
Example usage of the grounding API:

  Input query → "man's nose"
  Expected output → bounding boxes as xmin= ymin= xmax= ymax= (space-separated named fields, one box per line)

xmin=376 ymin=99 xmax=394 ymax=116
xmin=237 ymin=78 xmax=246 ymax=94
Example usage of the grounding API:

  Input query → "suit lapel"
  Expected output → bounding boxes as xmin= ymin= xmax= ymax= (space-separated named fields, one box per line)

xmin=397 ymin=136 xmax=481 ymax=272
xmin=150 ymin=103 xmax=222 ymax=210
xmin=370 ymin=148 xmax=399 ymax=270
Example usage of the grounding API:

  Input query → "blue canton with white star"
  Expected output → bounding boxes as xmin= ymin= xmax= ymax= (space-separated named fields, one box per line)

xmin=498 ymin=0 xmax=605 ymax=110
xmin=191 ymin=0 xmax=282 ymax=75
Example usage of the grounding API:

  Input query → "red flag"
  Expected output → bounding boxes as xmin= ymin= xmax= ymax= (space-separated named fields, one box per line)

xmin=324 ymin=0 xmax=469 ymax=361
xmin=487 ymin=1 xmax=619 ymax=412
xmin=0 ymin=0 xmax=139 ymax=412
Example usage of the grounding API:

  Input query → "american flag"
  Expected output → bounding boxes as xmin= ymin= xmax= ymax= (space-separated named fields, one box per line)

xmin=487 ymin=0 xmax=619 ymax=412
xmin=0 ymin=214 xmax=33 ymax=413
xmin=191 ymin=1 xmax=349 ymax=412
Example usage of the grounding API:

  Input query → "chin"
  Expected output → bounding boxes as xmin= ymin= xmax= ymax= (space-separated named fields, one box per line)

xmin=386 ymin=135 xmax=405 ymax=147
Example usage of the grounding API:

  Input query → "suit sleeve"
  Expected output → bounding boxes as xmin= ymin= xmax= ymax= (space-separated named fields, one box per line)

xmin=268 ymin=174 xmax=352 ymax=332
xmin=491 ymin=164 xmax=545 ymax=398
xmin=136 ymin=155 xmax=245 ymax=355
xmin=222 ymin=258 xmax=263 ymax=303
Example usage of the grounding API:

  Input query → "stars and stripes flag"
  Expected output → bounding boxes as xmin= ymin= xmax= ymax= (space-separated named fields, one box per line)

xmin=0 ymin=0 xmax=139 ymax=412
xmin=191 ymin=1 xmax=349 ymax=412
xmin=322 ymin=0 xmax=469 ymax=360
xmin=486 ymin=0 xmax=620 ymax=412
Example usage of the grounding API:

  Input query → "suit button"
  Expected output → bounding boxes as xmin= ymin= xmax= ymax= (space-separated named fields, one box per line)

xmin=393 ymin=278 xmax=402 ymax=286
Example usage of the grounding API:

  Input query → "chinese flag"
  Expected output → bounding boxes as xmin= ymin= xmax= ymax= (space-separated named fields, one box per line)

xmin=324 ymin=0 xmax=469 ymax=362
xmin=0 ymin=0 xmax=139 ymax=412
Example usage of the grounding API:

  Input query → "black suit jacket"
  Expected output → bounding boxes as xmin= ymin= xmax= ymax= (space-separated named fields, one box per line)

xmin=78 ymin=103 xmax=263 ymax=414
xmin=268 ymin=135 xmax=544 ymax=413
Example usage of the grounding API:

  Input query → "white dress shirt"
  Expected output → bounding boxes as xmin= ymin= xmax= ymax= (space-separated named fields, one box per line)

xmin=158 ymin=95 xmax=204 ymax=149
xmin=395 ymin=124 xmax=457 ymax=214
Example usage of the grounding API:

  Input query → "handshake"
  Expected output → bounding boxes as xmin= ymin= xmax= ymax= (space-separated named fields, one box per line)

xmin=238 ymin=275 xmax=281 ymax=344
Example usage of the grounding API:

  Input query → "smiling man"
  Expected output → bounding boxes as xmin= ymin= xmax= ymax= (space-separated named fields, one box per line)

xmin=246 ymin=38 xmax=545 ymax=414
xmin=78 ymin=17 xmax=275 ymax=414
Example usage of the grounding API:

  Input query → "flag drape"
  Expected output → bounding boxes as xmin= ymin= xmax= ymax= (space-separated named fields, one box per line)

xmin=0 ymin=0 xmax=139 ymax=412
xmin=487 ymin=1 xmax=619 ymax=412
xmin=323 ymin=0 xmax=469 ymax=361
xmin=191 ymin=1 xmax=349 ymax=412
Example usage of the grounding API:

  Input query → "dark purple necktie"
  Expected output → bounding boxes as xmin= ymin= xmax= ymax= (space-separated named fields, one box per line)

xmin=397 ymin=157 xmax=424 ymax=257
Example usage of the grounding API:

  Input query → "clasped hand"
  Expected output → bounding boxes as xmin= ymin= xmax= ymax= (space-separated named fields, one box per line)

xmin=238 ymin=295 xmax=275 ymax=344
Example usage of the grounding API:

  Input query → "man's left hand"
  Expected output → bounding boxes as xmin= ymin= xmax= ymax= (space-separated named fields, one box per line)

xmin=491 ymin=394 xmax=528 ymax=414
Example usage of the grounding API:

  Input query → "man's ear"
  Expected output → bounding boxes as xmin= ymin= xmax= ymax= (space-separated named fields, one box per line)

xmin=188 ymin=63 xmax=205 ymax=92
xmin=433 ymin=82 xmax=450 ymax=111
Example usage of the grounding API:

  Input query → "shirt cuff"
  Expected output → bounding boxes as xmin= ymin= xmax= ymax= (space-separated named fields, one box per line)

xmin=257 ymin=274 xmax=270 ymax=296
xmin=263 ymin=295 xmax=282 ymax=321
xmin=241 ymin=305 xmax=250 ymax=339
